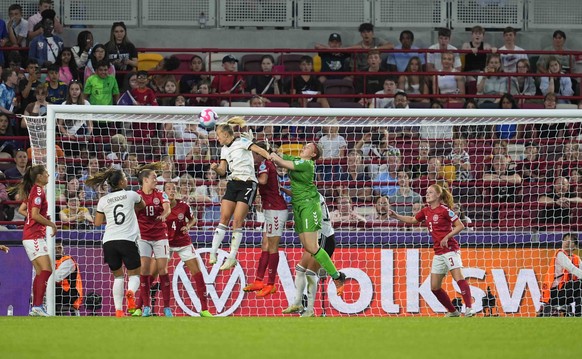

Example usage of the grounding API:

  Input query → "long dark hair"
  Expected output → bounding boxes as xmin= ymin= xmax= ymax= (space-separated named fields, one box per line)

xmin=56 ymin=47 xmax=80 ymax=81
xmin=85 ymin=168 xmax=125 ymax=191
xmin=75 ymin=31 xmax=93 ymax=57
xmin=13 ymin=165 xmax=46 ymax=200
xmin=136 ymin=162 xmax=164 ymax=186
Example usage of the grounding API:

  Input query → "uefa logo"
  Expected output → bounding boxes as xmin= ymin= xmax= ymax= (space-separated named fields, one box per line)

xmin=172 ymin=248 xmax=246 ymax=317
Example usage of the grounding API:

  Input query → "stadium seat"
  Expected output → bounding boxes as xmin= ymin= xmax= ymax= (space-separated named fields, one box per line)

xmin=331 ymin=101 xmax=362 ymax=108
xmin=240 ymin=54 xmax=267 ymax=72
xmin=138 ymin=53 xmax=163 ymax=71
xmin=172 ymin=53 xmax=197 ymax=81
xmin=277 ymin=54 xmax=309 ymax=72
xmin=522 ymin=103 xmax=544 ymax=109
xmin=408 ymin=102 xmax=430 ymax=108
xmin=323 ymin=79 xmax=355 ymax=106
xmin=265 ymin=101 xmax=290 ymax=107
xmin=279 ymin=143 xmax=303 ymax=156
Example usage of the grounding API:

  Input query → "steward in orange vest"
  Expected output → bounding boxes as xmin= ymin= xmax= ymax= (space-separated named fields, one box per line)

xmin=540 ymin=233 xmax=582 ymax=316
xmin=55 ymin=241 xmax=83 ymax=315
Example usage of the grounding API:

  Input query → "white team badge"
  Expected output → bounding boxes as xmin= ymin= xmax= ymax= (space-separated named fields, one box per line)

xmin=153 ymin=198 xmax=160 ymax=205
xmin=432 ymin=215 xmax=439 ymax=222
xmin=172 ymin=248 xmax=245 ymax=316
xmin=178 ymin=213 xmax=184 ymax=220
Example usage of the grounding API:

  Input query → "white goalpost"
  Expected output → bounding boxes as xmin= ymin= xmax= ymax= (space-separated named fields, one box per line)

xmin=27 ymin=104 xmax=582 ymax=316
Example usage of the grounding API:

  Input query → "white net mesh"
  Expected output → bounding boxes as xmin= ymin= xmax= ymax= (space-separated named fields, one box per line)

xmin=25 ymin=106 xmax=582 ymax=317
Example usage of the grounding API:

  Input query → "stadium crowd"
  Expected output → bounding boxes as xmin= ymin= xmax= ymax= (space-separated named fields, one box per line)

xmin=0 ymin=0 xmax=581 ymax=233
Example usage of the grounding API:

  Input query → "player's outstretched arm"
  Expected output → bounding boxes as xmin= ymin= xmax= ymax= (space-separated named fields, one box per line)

xmin=388 ymin=209 xmax=419 ymax=224
xmin=270 ymin=153 xmax=295 ymax=171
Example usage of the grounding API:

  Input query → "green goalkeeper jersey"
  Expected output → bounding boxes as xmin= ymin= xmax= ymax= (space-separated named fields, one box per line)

xmin=282 ymin=154 xmax=319 ymax=204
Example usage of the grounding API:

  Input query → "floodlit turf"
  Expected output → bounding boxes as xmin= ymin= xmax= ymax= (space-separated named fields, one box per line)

xmin=1 ymin=317 xmax=580 ymax=359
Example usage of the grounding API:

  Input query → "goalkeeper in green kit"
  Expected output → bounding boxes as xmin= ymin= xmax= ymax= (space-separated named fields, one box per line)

xmin=270 ymin=143 xmax=347 ymax=296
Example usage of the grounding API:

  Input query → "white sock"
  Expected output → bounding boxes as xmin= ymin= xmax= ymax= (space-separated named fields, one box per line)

xmin=229 ymin=229 xmax=243 ymax=259
xmin=306 ymin=270 xmax=318 ymax=312
xmin=211 ymin=224 xmax=228 ymax=254
xmin=113 ymin=276 xmax=124 ymax=311
xmin=128 ymin=275 xmax=140 ymax=294
xmin=293 ymin=265 xmax=307 ymax=306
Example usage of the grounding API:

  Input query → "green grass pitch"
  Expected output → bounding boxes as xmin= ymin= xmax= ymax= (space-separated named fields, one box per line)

xmin=1 ymin=317 xmax=580 ymax=359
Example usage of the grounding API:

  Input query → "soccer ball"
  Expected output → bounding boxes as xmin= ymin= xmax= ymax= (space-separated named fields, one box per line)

xmin=198 ymin=108 xmax=218 ymax=130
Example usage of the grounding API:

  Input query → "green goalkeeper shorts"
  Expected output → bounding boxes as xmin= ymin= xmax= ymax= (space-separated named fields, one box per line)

xmin=293 ymin=200 xmax=322 ymax=234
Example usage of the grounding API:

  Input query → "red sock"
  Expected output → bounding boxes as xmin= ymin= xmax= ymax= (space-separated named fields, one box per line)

xmin=193 ymin=272 xmax=208 ymax=311
xmin=267 ymin=252 xmax=279 ymax=285
xmin=432 ymin=289 xmax=457 ymax=313
xmin=456 ymin=279 xmax=473 ymax=308
xmin=159 ymin=274 xmax=171 ymax=308
xmin=33 ymin=270 xmax=51 ymax=306
xmin=256 ymin=251 xmax=269 ymax=281
xmin=139 ymin=275 xmax=151 ymax=309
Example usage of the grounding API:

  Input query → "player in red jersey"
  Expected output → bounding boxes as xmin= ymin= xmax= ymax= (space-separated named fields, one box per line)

xmin=133 ymin=163 xmax=172 ymax=317
xmin=243 ymin=141 xmax=289 ymax=297
xmin=389 ymin=184 xmax=475 ymax=317
xmin=163 ymin=182 xmax=213 ymax=317
xmin=15 ymin=165 xmax=57 ymax=316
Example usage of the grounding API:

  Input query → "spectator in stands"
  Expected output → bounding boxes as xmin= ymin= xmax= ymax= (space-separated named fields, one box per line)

xmin=194 ymin=170 xmax=224 ymax=227
xmin=373 ymin=150 xmax=401 ymax=197
xmin=433 ymin=52 xmax=465 ymax=104
xmin=371 ymin=77 xmax=398 ymax=108
xmin=45 ymin=64 xmax=68 ymax=104
xmin=79 ymin=156 xmax=100 ymax=200
xmin=7 ymin=4 xmax=28 ymax=48
xmin=318 ymin=124 xmax=347 ymax=159
xmin=0 ymin=68 xmax=18 ymax=115
xmin=290 ymin=55 xmax=329 ymax=108
xmin=84 ymin=60 xmax=120 ymax=106
xmin=4 ymin=148 xmax=28 ymax=179
xmin=130 ymin=70 xmax=158 ymax=107
xmin=177 ymin=174 xmax=197 ymax=203
xmin=385 ymin=30 xmax=424 ymax=72
xmin=179 ymin=54 xmax=208 ymax=94
xmin=499 ymin=27 xmax=528 ymax=73
xmin=510 ymin=58 xmax=536 ymax=106
xmin=408 ymin=202 xmax=426 ymax=232
xmin=427 ymin=28 xmax=462 ymax=72
xmin=84 ymin=44 xmax=115 ymax=82
xmin=148 ymin=56 xmax=180 ymax=94
xmin=445 ymin=138 xmax=472 ymax=181
xmin=330 ymin=195 xmax=367 ymax=227
xmin=390 ymin=170 xmax=422 ymax=215
xmin=394 ymin=90 xmax=410 ymax=109
xmin=538 ymin=177 xmax=582 ymax=225
xmin=23 ymin=85 xmax=47 ymax=117
xmin=191 ymin=80 xmax=218 ymax=107
xmin=156 ymin=156 xmax=180 ymax=190
xmin=248 ymin=54 xmax=281 ymax=98
xmin=554 ymin=140 xmax=579 ymax=179
xmin=477 ymin=53 xmax=508 ymax=105
xmin=354 ymin=50 xmax=386 ymax=107
xmin=59 ymin=194 xmax=94 ymax=230
xmin=493 ymin=94 xmax=521 ymax=139
xmin=159 ymin=79 xmax=180 ymax=106
xmin=105 ymin=21 xmax=138 ymax=85
xmin=354 ymin=129 xmax=400 ymax=175
xmin=570 ymin=168 xmax=582 ymax=198
xmin=117 ymin=72 xmax=138 ymax=105
xmin=55 ymin=47 xmax=80 ymax=84
xmin=409 ymin=140 xmax=432 ymax=179
xmin=539 ymin=233 xmax=582 ymax=317
xmin=210 ymin=54 xmax=245 ymax=105
xmin=333 ymin=149 xmax=372 ymax=203
xmin=419 ymin=157 xmax=446 ymax=184
xmin=540 ymin=57 xmax=574 ymax=103
xmin=462 ymin=25 xmax=495 ymax=76
xmin=536 ymin=30 xmax=572 ymax=74
xmin=398 ymin=57 xmax=429 ymax=102
xmin=28 ymin=9 xmax=63 ymax=68
xmin=536 ymin=93 xmax=566 ymax=139
xmin=343 ymin=23 xmax=393 ymax=72
xmin=314 ymin=32 xmax=350 ymax=83
xmin=27 ymin=0 xmax=63 ymax=41
xmin=486 ymin=139 xmax=513 ymax=169
xmin=482 ymin=154 xmax=522 ymax=202
xmin=105 ymin=134 xmax=129 ymax=170
xmin=366 ymin=196 xmax=398 ymax=224
xmin=515 ymin=141 xmax=546 ymax=183
xmin=71 ymin=30 xmax=93 ymax=73
xmin=452 ymin=203 xmax=473 ymax=230
xmin=248 ymin=94 xmax=265 ymax=107
xmin=0 ymin=114 xmax=16 ymax=157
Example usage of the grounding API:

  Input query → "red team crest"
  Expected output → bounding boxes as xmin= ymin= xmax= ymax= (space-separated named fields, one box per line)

xmin=432 ymin=214 xmax=439 ymax=222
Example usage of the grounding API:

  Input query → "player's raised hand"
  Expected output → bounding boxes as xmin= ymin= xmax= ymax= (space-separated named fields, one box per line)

xmin=387 ymin=209 xmax=398 ymax=218
xmin=210 ymin=162 xmax=218 ymax=171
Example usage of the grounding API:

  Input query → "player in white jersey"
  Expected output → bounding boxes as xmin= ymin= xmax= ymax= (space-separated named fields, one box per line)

xmin=88 ymin=168 xmax=145 ymax=317
xmin=283 ymin=193 xmax=336 ymax=317
xmin=208 ymin=117 xmax=271 ymax=270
